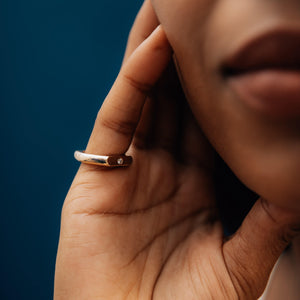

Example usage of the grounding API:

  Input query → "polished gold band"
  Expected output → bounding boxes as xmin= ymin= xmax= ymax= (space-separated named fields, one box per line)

xmin=74 ymin=150 xmax=132 ymax=167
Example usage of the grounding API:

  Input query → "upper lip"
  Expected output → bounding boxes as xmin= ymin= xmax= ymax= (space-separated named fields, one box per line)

xmin=222 ymin=29 xmax=300 ymax=76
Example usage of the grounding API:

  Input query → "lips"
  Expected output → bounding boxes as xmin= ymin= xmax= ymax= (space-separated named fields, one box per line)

xmin=223 ymin=30 xmax=300 ymax=117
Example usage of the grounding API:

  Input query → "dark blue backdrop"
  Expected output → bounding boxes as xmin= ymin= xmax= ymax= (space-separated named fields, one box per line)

xmin=0 ymin=1 xmax=142 ymax=298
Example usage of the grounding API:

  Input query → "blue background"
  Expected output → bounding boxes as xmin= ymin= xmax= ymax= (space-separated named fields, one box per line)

xmin=0 ymin=1 xmax=142 ymax=298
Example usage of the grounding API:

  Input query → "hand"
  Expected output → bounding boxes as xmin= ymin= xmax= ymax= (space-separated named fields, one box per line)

xmin=54 ymin=1 xmax=300 ymax=299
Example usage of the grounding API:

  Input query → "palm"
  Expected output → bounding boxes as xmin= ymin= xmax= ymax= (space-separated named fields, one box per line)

xmin=56 ymin=60 xmax=232 ymax=298
xmin=61 ymin=151 xmax=229 ymax=300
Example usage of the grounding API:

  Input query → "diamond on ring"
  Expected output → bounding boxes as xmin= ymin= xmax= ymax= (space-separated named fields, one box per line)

xmin=117 ymin=158 xmax=124 ymax=165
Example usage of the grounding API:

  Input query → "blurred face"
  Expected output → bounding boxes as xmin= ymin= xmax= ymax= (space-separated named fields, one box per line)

xmin=152 ymin=0 xmax=300 ymax=210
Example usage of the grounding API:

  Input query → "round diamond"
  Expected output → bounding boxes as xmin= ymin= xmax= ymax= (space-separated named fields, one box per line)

xmin=117 ymin=158 xmax=124 ymax=165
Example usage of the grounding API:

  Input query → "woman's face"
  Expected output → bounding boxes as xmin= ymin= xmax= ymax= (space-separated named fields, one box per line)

xmin=152 ymin=0 xmax=300 ymax=210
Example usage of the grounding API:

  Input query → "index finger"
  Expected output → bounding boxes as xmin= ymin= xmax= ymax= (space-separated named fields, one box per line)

xmin=86 ymin=26 xmax=172 ymax=156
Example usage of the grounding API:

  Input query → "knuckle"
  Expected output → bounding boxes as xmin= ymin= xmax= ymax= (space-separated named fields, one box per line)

xmin=280 ymin=224 xmax=300 ymax=245
xmin=260 ymin=199 xmax=300 ymax=245
xmin=123 ymin=73 xmax=153 ymax=95
xmin=260 ymin=199 xmax=278 ymax=224
xmin=98 ymin=115 xmax=136 ymax=137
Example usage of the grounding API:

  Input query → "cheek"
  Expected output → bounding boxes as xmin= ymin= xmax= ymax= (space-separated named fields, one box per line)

xmin=182 ymin=59 xmax=300 ymax=212
xmin=152 ymin=0 xmax=215 ymax=54
xmin=184 ymin=67 xmax=300 ymax=211
xmin=153 ymin=0 xmax=300 ymax=211
xmin=172 ymin=41 xmax=300 ymax=212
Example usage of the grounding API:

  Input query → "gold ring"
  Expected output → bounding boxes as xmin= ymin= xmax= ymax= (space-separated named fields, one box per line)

xmin=74 ymin=150 xmax=132 ymax=167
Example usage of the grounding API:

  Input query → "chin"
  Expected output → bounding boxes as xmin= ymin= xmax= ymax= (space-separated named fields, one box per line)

xmin=228 ymin=154 xmax=300 ymax=212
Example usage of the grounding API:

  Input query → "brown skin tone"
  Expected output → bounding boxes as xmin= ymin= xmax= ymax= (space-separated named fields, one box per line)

xmin=152 ymin=0 xmax=300 ymax=210
xmin=54 ymin=1 xmax=300 ymax=299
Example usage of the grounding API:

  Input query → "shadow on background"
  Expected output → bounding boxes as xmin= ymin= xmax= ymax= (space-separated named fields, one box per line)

xmin=0 ymin=0 xmax=142 ymax=298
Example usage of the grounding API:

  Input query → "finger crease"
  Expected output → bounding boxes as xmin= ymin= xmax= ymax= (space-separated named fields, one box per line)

xmin=123 ymin=74 xmax=153 ymax=95
xmin=99 ymin=116 xmax=136 ymax=136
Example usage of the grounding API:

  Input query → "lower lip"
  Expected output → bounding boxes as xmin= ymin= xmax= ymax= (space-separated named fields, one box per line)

xmin=228 ymin=70 xmax=300 ymax=117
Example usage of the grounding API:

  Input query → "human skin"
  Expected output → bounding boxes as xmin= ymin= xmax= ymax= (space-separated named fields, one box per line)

xmin=152 ymin=0 xmax=300 ymax=210
xmin=54 ymin=1 xmax=300 ymax=299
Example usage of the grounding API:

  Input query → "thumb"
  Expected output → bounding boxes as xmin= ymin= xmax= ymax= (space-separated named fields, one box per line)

xmin=223 ymin=198 xmax=300 ymax=299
